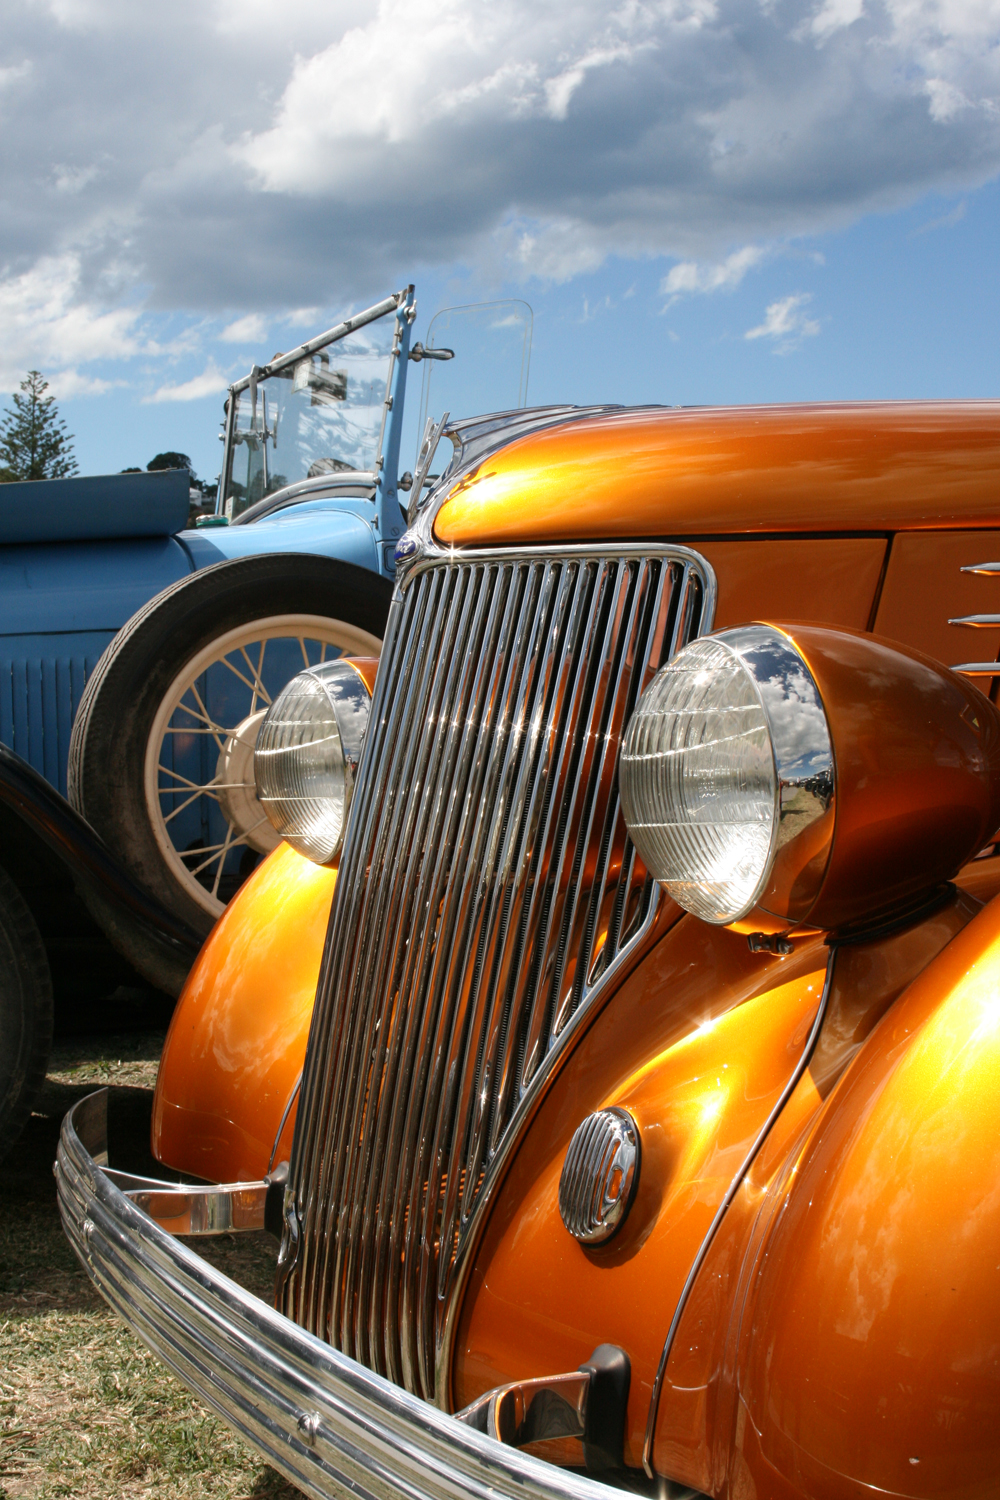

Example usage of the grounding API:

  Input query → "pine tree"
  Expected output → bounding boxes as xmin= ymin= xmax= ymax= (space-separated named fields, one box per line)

xmin=0 ymin=371 xmax=78 ymax=481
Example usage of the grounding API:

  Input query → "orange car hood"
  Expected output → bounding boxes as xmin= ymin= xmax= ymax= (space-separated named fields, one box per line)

xmin=433 ymin=401 xmax=1000 ymax=546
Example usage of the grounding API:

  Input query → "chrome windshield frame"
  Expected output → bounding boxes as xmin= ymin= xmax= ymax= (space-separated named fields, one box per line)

xmin=218 ymin=287 xmax=414 ymax=528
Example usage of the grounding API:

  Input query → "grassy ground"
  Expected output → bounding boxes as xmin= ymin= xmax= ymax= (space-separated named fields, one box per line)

xmin=0 ymin=1016 xmax=305 ymax=1499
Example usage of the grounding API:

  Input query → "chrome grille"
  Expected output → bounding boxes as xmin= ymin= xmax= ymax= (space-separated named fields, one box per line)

xmin=281 ymin=543 xmax=714 ymax=1402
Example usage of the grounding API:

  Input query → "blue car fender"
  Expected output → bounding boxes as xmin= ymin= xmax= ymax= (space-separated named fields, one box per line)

xmin=178 ymin=504 xmax=381 ymax=575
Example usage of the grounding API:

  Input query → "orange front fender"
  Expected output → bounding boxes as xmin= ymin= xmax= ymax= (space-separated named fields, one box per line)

xmin=726 ymin=889 xmax=1000 ymax=1499
xmin=455 ymin=882 xmax=988 ymax=1490
xmin=151 ymin=841 xmax=335 ymax=1183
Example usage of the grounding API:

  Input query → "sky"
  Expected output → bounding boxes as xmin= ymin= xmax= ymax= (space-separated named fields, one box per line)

xmin=1 ymin=0 xmax=999 ymax=486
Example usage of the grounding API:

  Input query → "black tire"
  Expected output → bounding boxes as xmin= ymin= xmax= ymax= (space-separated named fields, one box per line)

xmin=0 ymin=863 xmax=54 ymax=1161
xmin=68 ymin=553 xmax=393 ymax=939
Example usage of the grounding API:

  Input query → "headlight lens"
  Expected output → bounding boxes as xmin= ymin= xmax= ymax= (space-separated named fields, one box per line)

xmin=619 ymin=627 xmax=834 ymax=925
xmin=254 ymin=660 xmax=371 ymax=863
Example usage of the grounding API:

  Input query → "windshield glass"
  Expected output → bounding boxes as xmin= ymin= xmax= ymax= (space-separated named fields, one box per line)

xmin=412 ymin=300 xmax=532 ymax=468
xmin=224 ymin=319 xmax=394 ymax=518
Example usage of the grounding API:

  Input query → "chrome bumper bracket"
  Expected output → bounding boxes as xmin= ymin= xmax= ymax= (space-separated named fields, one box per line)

xmin=456 ymin=1346 xmax=629 ymax=1475
xmin=62 ymin=1088 xmax=282 ymax=1236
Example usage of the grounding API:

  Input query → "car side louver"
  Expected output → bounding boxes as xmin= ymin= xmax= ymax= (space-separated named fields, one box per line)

xmin=951 ymin=560 xmax=1000 ymax=679
xmin=279 ymin=541 xmax=715 ymax=1404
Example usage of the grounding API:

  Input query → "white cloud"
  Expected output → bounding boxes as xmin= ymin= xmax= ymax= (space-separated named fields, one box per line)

xmin=285 ymin=306 xmax=321 ymax=326
xmin=219 ymin=312 xmax=268 ymax=343
xmin=661 ymin=246 xmax=767 ymax=303
xmin=803 ymin=0 xmax=866 ymax=41
xmin=925 ymin=77 xmax=973 ymax=121
xmin=1 ymin=0 xmax=1000 ymax=358
xmin=144 ymin=362 xmax=231 ymax=403
xmin=46 ymin=368 xmax=121 ymax=397
xmin=502 ymin=216 xmax=612 ymax=282
xmin=745 ymin=292 xmax=821 ymax=350
xmin=914 ymin=197 xmax=967 ymax=232
xmin=236 ymin=0 xmax=719 ymax=195
xmin=0 ymin=254 xmax=144 ymax=393
xmin=543 ymin=42 xmax=648 ymax=120
xmin=51 ymin=162 xmax=101 ymax=194
xmin=0 ymin=61 xmax=32 ymax=91
xmin=212 ymin=0 xmax=370 ymax=42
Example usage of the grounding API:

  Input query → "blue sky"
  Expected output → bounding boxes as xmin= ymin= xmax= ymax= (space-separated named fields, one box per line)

xmin=2 ymin=0 xmax=999 ymax=486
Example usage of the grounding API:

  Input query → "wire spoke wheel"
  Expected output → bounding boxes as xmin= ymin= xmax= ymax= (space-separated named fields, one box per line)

xmin=68 ymin=555 xmax=394 ymax=984
xmin=145 ymin=615 xmax=379 ymax=919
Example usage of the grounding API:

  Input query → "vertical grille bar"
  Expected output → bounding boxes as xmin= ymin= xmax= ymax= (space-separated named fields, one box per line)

xmin=291 ymin=570 xmax=446 ymax=1338
xmin=282 ymin=542 xmax=714 ymax=1401
xmin=320 ymin=565 xmax=471 ymax=1353
xmin=353 ymin=562 xmax=501 ymax=1376
xmin=335 ymin=563 xmax=482 ymax=1366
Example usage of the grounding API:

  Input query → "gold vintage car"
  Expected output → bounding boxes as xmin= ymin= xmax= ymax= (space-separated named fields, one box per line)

xmin=60 ymin=400 xmax=1000 ymax=1499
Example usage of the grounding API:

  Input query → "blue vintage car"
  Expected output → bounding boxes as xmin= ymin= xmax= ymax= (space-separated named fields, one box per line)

xmin=3 ymin=289 xmax=540 ymax=928
xmin=0 ymin=287 xmax=538 ymax=1155
xmin=0 ymin=289 xmax=422 ymax=935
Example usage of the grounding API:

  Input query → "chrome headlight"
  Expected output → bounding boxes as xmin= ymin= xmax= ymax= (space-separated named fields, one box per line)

xmin=254 ymin=660 xmax=371 ymax=863
xmin=619 ymin=626 xmax=835 ymax=926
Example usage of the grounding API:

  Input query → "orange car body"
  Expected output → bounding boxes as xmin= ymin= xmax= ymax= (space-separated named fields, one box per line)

xmin=152 ymin=401 xmax=1000 ymax=1499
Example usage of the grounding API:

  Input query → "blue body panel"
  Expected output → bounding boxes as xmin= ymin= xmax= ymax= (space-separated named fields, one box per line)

xmin=0 ymin=634 xmax=111 ymax=797
xmin=0 ymin=536 xmax=195 ymax=795
xmin=0 ymin=536 xmax=195 ymax=634
xmin=0 ymin=469 xmax=189 ymax=544
xmin=0 ymin=486 xmax=384 ymax=796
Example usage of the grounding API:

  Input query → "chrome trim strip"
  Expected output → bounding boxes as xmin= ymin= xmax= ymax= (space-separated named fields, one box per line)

xmin=267 ymin=1074 xmax=302 ymax=1174
xmin=951 ymin=565 xmax=1000 ymax=674
xmin=640 ymin=942 xmax=839 ymax=1477
xmin=407 ymin=411 xmax=450 ymax=519
xmin=231 ymin=472 xmax=376 ymax=527
xmin=57 ymin=1091 xmax=634 ymax=1500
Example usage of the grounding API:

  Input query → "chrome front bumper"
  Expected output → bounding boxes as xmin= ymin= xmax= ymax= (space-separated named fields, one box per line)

xmin=56 ymin=1091 xmax=624 ymax=1500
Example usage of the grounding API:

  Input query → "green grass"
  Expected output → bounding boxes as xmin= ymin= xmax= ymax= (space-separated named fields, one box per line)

xmin=0 ymin=1032 xmax=304 ymax=1499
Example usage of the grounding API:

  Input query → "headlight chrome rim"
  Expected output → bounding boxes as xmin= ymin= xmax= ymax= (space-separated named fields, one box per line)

xmin=620 ymin=625 xmax=835 ymax=928
xmin=254 ymin=660 xmax=372 ymax=864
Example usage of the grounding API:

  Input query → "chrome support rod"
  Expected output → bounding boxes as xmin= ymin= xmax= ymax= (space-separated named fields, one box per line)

xmin=407 ymin=411 xmax=450 ymax=521
xmin=117 ymin=1176 xmax=270 ymax=1236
